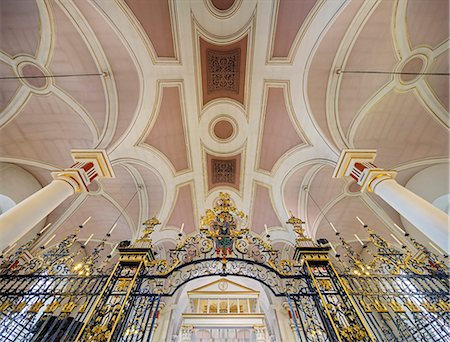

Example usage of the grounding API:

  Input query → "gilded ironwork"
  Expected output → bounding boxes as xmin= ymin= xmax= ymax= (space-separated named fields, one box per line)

xmin=0 ymin=192 xmax=448 ymax=341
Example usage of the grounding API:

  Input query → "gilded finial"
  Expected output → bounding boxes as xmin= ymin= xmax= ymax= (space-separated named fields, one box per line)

xmin=143 ymin=217 xmax=161 ymax=234
xmin=286 ymin=213 xmax=308 ymax=244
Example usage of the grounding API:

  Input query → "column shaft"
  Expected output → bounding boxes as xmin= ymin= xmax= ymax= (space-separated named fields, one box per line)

xmin=372 ymin=178 xmax=449 ymax=253
xmin=0 ymin=179 xmax=74 ymax=251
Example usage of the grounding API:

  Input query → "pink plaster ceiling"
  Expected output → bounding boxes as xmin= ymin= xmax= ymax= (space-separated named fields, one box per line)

xmin=251 ymin=183 xmax=281 ymax=234
xmin=19 ymin=164 xmax=54 ymax=187
xmin=0 ymin=94 xmax=93 ymax=167
xmin=283 ymin=164 xmax=315 ymax=217
xmin=400 ymin=57 xmax=424 ymax=83
xmin=142 ymin=86 xmax=189 ymax=173
xmin=307 ymin=0 xmax=364 ymax=147
xmin=74 ymin=0 xmax=140 ymax=146
xmin=0 ymin=0 xmax=448 ymax=252
xmin=54 ymin=195 xmax=133 ymax=244
xmin=124 ymin=0 xmax=176 ymax=58
xmin=395 ymin=164 xmax=434 ymax=186
xmin=165 ymin=184 xmax=196 ymax=234
xmin=200 ymin=37 xmax=248 ymax=106
xmin=337 ymin=0 xmax=398 ymax=136
xmin=306 ymin=166 xmax=345 ymax=227
xmin=130 ymin=164 xmax=164 ymax=219
xmin=426 ymin=50 xmax=449 ymax=111
xmin=406 ymin=0 xmax=449 ymax=49
xmin=259 ymin=87 xmax=304 ymax=172
xmin=271 ymin=0 xmax=317 ymax=58
xmin=211 ymin=0 xmax=235 ymax=11
xmin=0 ymin=62 xmax=19 ymax=113
xmin=213 ymin=120 xmax=234 ymax=140
xmin=102 ymin=165 xmax=140 ymax=230
xmin=354 ymin=91 xmax=449 ymax=168
xmin=0 ymin=0 xmax=40 ymax=57
xmin=49 ymin=3 xmax=106 ymax=132
xmin=20 ymin=64 xmax=47 ymax=89
xmin=315 ymin=196 xmax=394 ymax=245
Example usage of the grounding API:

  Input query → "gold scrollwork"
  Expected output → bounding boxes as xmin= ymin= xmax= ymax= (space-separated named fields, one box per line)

xmin=0 ymin=300 xmax=12 ymax=313
xmin=437 ymin=300 xmax=450 ymax=312
xmin=28 ymin=301 xmax=44 ymax=313
xmin=317 ymin=278 xmax=333 ymax=291
xmin=404 ymin=300 xmax=421 ymax=313
xmin=359 ymin=299 xmax=372 ymax=312
xmin=116 ymin=279 xmax=131 ymax=292
xmin=90 ymin=324 xmax=111 ymax=341
xmin=78 ymin=301 xmax=88 ymax=313
xmin=421 ymin=301 xmax=440 ymax=313
xmin=61 ymin=301 xmax=77 ymax=313
xmin=339 ymin=324 xmax=367 ymax=341
xmin=44 ymin=301 xmax=60 ymax=313
xmin=372 ymin=300 xmax=388 ymax=313
xmin=146 ymin=258 xmax=181 ymax=276
xmin=388 ymin=300 xmax=404 ymax=313
xmin=12 ymin=301 xmax=26 ymax=312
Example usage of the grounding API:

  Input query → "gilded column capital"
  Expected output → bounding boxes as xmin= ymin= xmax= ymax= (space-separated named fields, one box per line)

xmin=51 ymin=149 xmax=115 ymax=192
xmin=333 ymin=149 xmax=397 ymax=192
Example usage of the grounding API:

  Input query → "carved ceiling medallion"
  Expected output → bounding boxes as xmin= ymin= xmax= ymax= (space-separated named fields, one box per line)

xmin=206 ymin=48 xmax=241 ymax=94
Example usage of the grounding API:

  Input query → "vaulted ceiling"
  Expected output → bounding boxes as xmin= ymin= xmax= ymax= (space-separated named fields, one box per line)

xmin=0 ymin=0 xmax=448 ymax=257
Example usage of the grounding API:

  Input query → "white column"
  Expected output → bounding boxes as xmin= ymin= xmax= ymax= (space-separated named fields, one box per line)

xmin=0 ymin=149 xmax=114 ymax=252
xmin=0 ymin=179 xmax=75 ymax=252
xmin=333 ymin=149 xmax=450 ymax=253
xmin=371 ymin=177 xmax=449 ymax=253
xmin=253 ymin=325 xmax=267 ymax=342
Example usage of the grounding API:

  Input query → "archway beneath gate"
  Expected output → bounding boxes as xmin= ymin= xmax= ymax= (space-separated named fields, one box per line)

xmin=152 ymin=275 xmax=296 ymax=342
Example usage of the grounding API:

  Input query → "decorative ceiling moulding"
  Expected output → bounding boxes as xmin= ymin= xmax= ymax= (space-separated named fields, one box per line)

xmin=17 ymin=62 xmax=49 ymax=90
xmin=101 ymin=162 xmax=144 ymax=230
xmin=352 ymin=91 xmax=448 ymax=168
xmin=210 ymin=115 xmax=237 ymax=142
xmin=164 ymin=182 xmax=198 ymax=235
xmin=11 ymin=55 xmax=53 ymax=96
xmin=0 ymin=0 xmax=41 ymax=58
xmin=205 ymin=0 xmax=242 ymax=19
xmin=0 ymin=94 xmax=95 ymax=167
xmin=329 ymin=1 xmax=398 ymax=150
xmin=138 ymin=82 xmax=192 ymax=176
xmin=199 ymin=102 xmax=248 ymax=154
xmin=53 ymin=194 xmax=135 ymax=244
xmin=205 ymin=151 xmax=242 ymax=193
xmin=256 ymin=82 xmax=310 ymax=175
xmin=423 ymin=48 xmax=449 ymax=113
xmin=200 ymin=37 xmax=247 ymax=106
xmin=249 ymin=181 xmax=283 ymax=235
xmin=54 ymin=0 xmax=119 ymax=149
xmin=193 ymin=15 xmax=255 ymax=112
xmin=119 ymin=0 xmax=180 ymax=63
xmin=391 ymin=47 xmax=448 ymax=129
xmin=267 ymin=0 xmax=324 ymax=64
xmin=303 ymin=164 xmax=347 ymax=236
xmin=108 ymin=155 xmax=173 ymax=228
xmin=117 ymin=161 xmax=166 ymax=226
xmin=306 ymin=0 xmax=364 ymax=151
xmin=0 ymin=61 xmax=23 ymax=121
xmin=281 ymin=159 xmax=336 ymax=221
xmin=73 ymin=0 xmax=142 ymax=149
